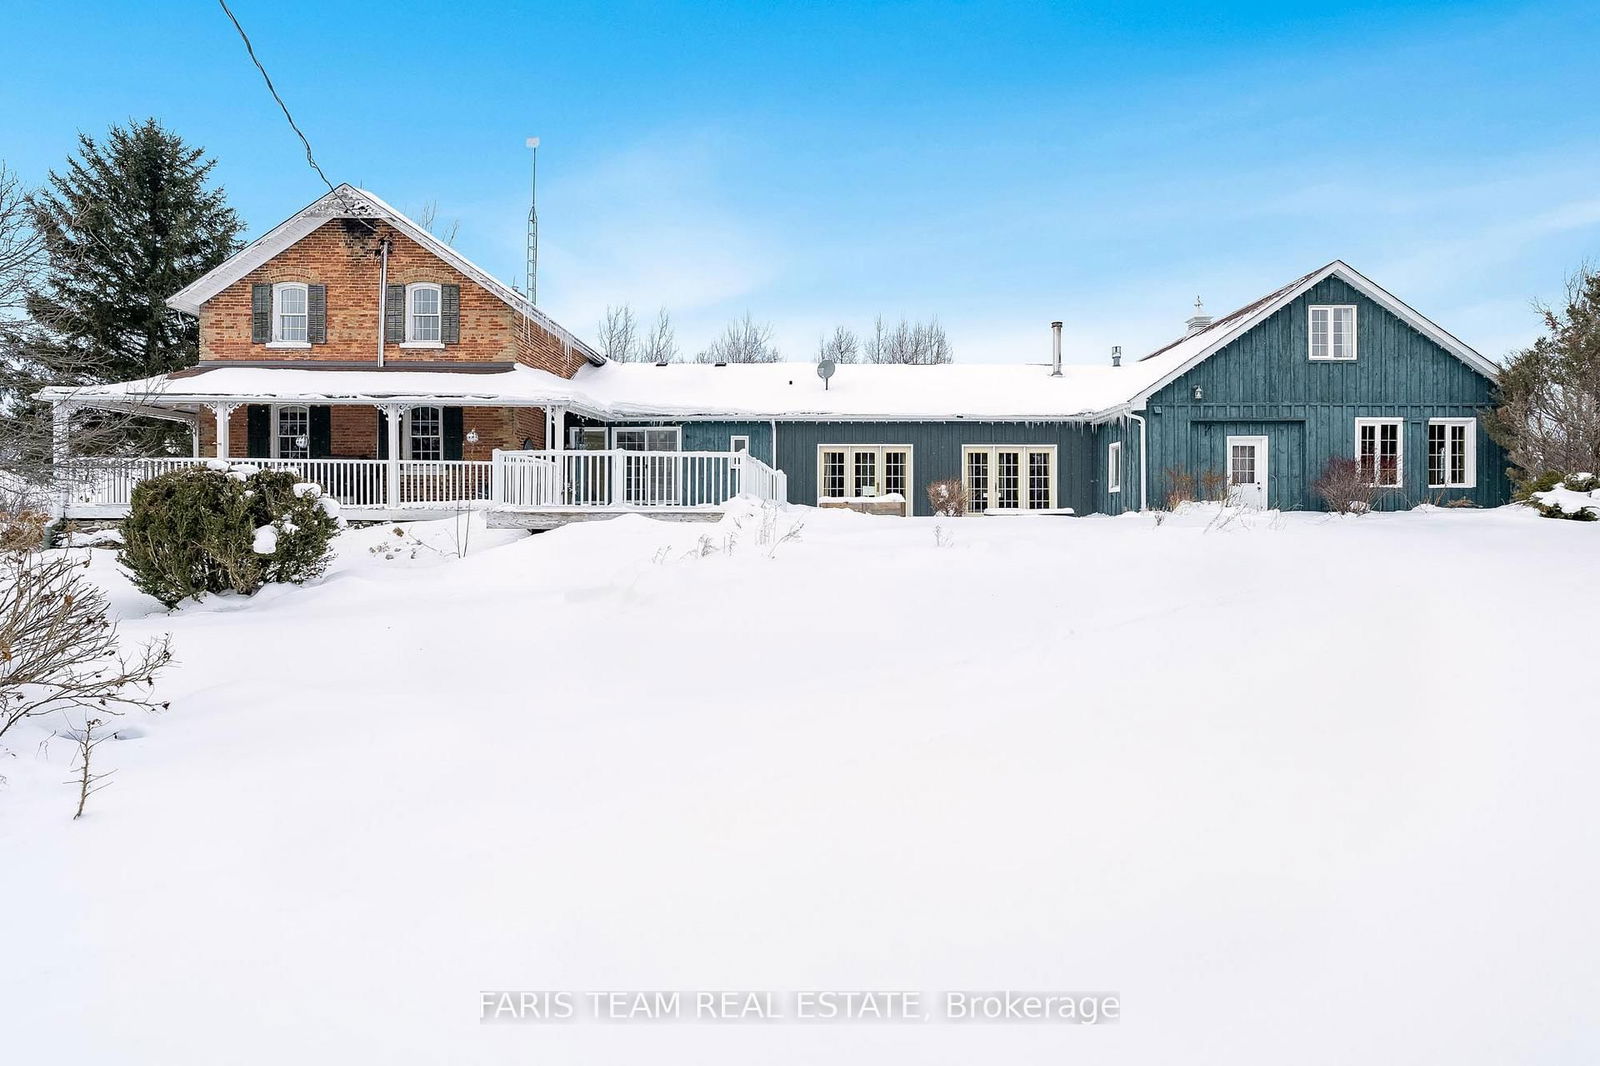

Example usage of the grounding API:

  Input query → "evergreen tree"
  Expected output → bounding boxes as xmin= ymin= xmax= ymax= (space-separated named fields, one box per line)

xmin=23 ymin=119 xmax=242 ymax=385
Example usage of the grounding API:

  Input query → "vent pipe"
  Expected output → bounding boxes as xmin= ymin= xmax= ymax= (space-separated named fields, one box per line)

xmin=1111 ymin=345 xmax=1122 ymax=368
xmin=1050 ymin=321 xmax=1063 ymax=377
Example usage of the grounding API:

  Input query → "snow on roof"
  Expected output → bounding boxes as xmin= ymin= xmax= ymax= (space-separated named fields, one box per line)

xmin=165 ymin=185 xmax=603 ymax=366
xmin=41 ymin=360 xmax=1159 ymax=421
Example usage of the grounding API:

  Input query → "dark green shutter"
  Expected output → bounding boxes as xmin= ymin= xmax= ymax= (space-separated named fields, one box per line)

xmin=385 ymin=284 xmax=406 ymax=344
xmin=246 ymin=405 xmax=271 ymax=458
xmin=377 ymin=408 xmax=389 ymax=460
xmin=441 ymin=284 xmax=461 ymax=345
xmin=307 ymin=284 xmax=327 ymax=344
xmin=251 ymin=284 xmax=271 ymax=343
xmin=443 ymin=407 xmax=464 ymax=460
xmin=309 ymin=406 xmax=332 ymax=458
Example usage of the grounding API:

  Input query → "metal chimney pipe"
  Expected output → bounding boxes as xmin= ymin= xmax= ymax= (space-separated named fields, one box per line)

xmin=1050 ymin=321 xmax=1063 ymax=377
xmin=1111 ymin=344 xmax=1122 ymax=368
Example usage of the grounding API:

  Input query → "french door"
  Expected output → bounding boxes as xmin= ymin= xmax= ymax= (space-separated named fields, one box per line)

xmin=963 ymin=446 xmax=1056 ymax=512
xmin=613 ymin=427 xmax=682 ymax=505
xmin=816 ymin=445 xmax=912 ymax=515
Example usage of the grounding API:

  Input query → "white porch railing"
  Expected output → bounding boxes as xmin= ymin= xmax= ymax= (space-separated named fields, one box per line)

xmin=61 ymin=457 xmax=492 ymax=515
xmin=58 ymin=450 xmax=785 ymax=517
xmin=493 ymin=449 xmax=789 ymax=510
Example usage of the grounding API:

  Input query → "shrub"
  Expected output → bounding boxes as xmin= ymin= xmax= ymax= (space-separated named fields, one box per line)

xmin=1313 ymin=456 xmax=1377 ymax=515
xmin=1162 ymin=466 xmax=1196 ymax=508
xmin=0 ymin=509 xmax=51 ymax=552
xmin=119 ymin=463 xmax=341 ymax=607
xmin=1529 ymin=473 xmax=1600 ymax=521
xmin=926 ymin=478 xmax=968 ymax=517
xmin=1198 ymin=468 xmax=1230 ymax=503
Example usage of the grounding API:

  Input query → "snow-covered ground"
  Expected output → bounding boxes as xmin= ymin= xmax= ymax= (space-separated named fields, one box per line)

xmin=3 ymin=502 xmax=1598 ymax=1064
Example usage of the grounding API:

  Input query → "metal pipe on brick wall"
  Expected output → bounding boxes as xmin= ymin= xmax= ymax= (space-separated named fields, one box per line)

xmin=376 ymin=238 xmax=390 ymax=367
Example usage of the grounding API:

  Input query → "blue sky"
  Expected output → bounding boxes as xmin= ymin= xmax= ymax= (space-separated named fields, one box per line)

xmin=4 ymin=0 xmax=1598 ymax=364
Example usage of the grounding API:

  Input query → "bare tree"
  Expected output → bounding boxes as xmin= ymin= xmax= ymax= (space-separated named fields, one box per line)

xmin=0 ymin=552 xmax=172 ymax=742
xmin=864 ymin=316 xmax=952 ymax=364
xmin=640 ymin=307 xmax=678 ymax=364
xmin=817 ymin=325 xmax=859 ymax=364
xmin=696 ymin=312 xmax=780 ymax=364
xmin=597 ymin=304 xmax=640 ymax=362
xmin=0 ymin=162 xmax=40 ymax=318
xmin=413 ymin=200 xmax=460 ymax=246
xmin=1485 ymin=264 xmax=1600 ymax=486
xmin=66 ymin=715 xmax=113 ymax=819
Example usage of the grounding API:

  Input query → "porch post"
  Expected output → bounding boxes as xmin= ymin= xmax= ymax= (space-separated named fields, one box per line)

xmin=50 ymin=401 xmax=72 ymax=516
xmin=550 ymin=405 xmax=567 ymax=451
xmin=381 ymin=403 xmax=406 ymax=509
xmin=210 ymin=402 xmax=241 ymax=460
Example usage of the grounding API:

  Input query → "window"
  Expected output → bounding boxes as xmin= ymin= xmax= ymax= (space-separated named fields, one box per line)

xmin=817 ymin=446 xmax=912 ymax=504
xmin=612 ymin=427 xmax=681 ymax=451
xmin=1310 ymin=305 xmax=1357 ymax=360
xmin=274 ymin=405 xmax=310 ymax=459
xmin=406 ymin=283 xmax=442 ymax=343
xmin=1107 ymin=441 xmax=1122 ymax=494
xmin=1229 ymin=443 xmax=1256 ymax=487
xmin=1356 ymin=418 xmax=1403 ymax=487
xmin=272 ymin=282 xmax=309 ymax=344
xmin=962 ymin=446 xmax=1057 ymax=511
xmin=407 ymin=405 xmax=443 ymax=461
xmin=1428 ymin=418 xmax=1476 ymax=488
xmin=730 ymin=435 xmax=750 ymax=453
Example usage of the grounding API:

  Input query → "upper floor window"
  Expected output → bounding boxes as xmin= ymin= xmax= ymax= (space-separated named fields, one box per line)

xmin=407 ymin=283 xmax=442 ymax=344
xmin=273 ymin=282 xmax=309 ymax=344
xmin=1309 ymin=305 xmax=1357 ymax=361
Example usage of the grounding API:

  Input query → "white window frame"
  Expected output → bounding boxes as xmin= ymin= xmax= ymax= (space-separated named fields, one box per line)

xmin=404 ymin=405 xmax=444 ymax=461
xmin=1355 ymin=417 xmax=1405 ymax=488
xmin=1309 ymin=305 xmax=1358 ymax=361
xmin=961 ymin=445 xmax=1058 ymax=512
xmin=404 ymin=282 xmax=443 ymax=346
xmin=816 ymin=445 xmax=914 ymax=512
xmin=729 ymin=435 xmax=750 ymax=453
xmin=272 ymin=404 xmax=311 ymax=459
xmin=270 ymin=281 xmax=310 ymax=348
xmin=1107 ymin=441 xmax=1122 ymax=494
xmin=1427 ymin=417 xmax=1477 ymax=489
xmin=611 ymin=426 xmax=682 ymax=451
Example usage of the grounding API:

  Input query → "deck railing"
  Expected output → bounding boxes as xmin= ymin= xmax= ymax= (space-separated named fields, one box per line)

xmin=492 ymin=449 xmax=788 ymax=510
xmin=58 ymin=450 xmax=785 ymax=517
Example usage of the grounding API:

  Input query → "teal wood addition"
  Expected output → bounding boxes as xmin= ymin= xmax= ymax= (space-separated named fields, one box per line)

xmin=1140 ymin=276 xmax=1507 ymax=511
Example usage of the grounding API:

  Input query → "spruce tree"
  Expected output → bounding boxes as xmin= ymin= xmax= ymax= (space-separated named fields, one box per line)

xmin=24 ymin=119 xmax=243 ymax=385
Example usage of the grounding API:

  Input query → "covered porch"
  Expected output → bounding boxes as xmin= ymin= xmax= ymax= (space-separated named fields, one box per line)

xmin=40 ymin=367 xmax=788 ymax=524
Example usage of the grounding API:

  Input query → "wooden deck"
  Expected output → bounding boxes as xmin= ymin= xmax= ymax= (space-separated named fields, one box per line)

xmin=485 ymin=506 xmax=725 ymax=531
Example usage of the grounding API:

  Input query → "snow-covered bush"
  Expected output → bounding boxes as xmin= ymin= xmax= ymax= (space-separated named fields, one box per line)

xmin=925 ymin=477 xmax=968 ymax=517
xmin=119 ymin=464 xmax=341 ymax=606
xmin=1529 ymin=472 xmax=1600 ymax=521
xmin=1312 ymin=457 xmax=1377 ymax=515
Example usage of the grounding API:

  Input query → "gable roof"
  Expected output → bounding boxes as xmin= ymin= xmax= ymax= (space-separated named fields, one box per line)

xmin=1124 ymin=260 xmax=1499 ymax=409
xmin=166 ymin=184 xmax=604 ymax=366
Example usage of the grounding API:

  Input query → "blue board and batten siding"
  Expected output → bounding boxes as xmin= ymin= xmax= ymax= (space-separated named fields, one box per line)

xmin=1138 ymin=276 xmax=1507 ymax=512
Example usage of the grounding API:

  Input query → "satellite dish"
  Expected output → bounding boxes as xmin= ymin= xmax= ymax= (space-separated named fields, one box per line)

xmin=817 ymin=359 xmax=836 ymax=390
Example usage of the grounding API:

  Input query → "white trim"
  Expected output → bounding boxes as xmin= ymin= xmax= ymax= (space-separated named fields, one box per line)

xmin=1308 ymin=304 xmax=1358 ymax=361
xmin=729 ymin=434 xmax=750 ymax=453
xmin=1355 ymin=417 xmax=1405 ymax=488
xmin=1427 ymin=417 xmax=1478 ymax=489
xmin=405 ymin=282 xmax=443 ymax=344
xmin=271 ymin=403 xmax=312 ymax=459
xmin=1107 ymin=441 xmax=1122 ymax=494
xmin=610 ymin=426 xmax=683 ymax=451
xmin=165 ymin=184 xmax=603 ymax=365
xmin=960 ymin=444 xmax=1057 ymax=512
xmin=1131 ymin=261 xmax=1499 ymax=408
xmin=816 ymin=444 xmax=915 ymax=515
xmin=1225 ymin=434 xmax=1270 ymax=508
xmin=271 ymin=281 xmax=310 ymax=344
xmin=404 ymin=405 xmax=444 ymax=461
xmin=265 ymin=341 xmax=312 ymax=350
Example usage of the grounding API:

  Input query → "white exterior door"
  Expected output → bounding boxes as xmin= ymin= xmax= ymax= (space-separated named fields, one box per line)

xmin=1226 ymin=435 xmax=1268 ymax=508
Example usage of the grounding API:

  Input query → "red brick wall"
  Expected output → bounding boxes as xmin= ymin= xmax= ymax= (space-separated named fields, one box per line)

xmin=198 ymin=218 xmax=590 ymax=378
xmin=194 ymin=403 xmax=541 ymax=459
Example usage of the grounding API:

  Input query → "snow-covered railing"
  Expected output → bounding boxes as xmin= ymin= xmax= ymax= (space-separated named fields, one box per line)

xmin=59 ymin=457 xmax=492 ymax=516
xmin=491 ymin=450 xmax=788 ymax=510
